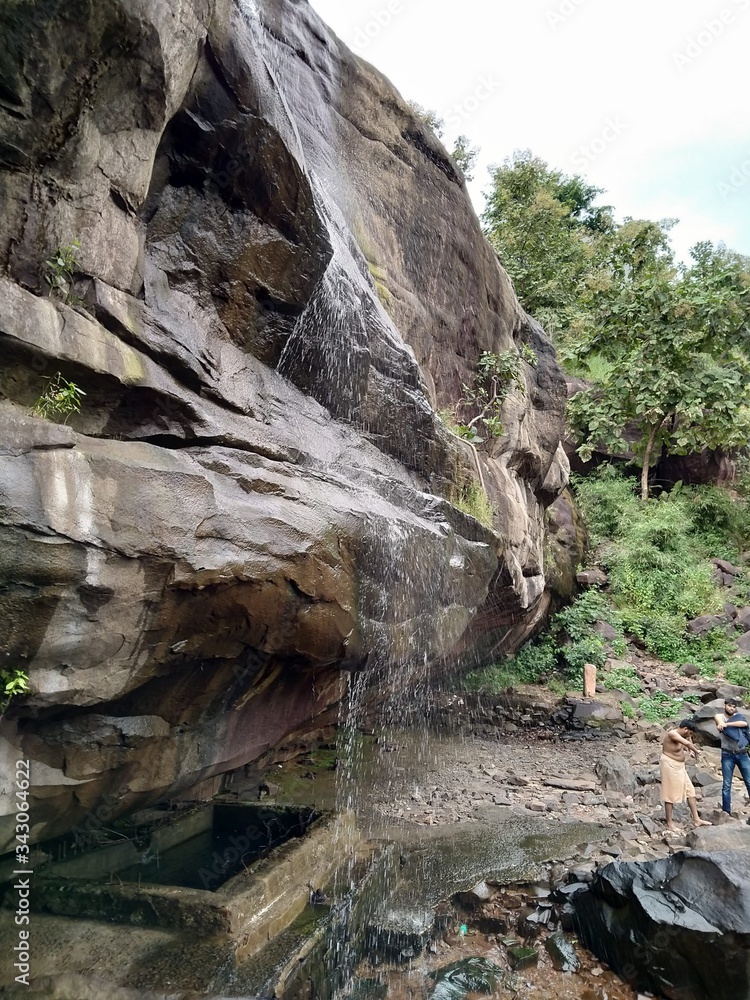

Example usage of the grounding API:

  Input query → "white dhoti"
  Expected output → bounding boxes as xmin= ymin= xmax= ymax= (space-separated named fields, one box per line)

xmin=660 ymin=754 xmax=695 ymax=804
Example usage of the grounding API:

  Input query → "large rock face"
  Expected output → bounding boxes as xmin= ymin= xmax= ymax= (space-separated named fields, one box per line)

xmin=575 ymin=851 xmax=750 ymax=999
xmin=0 ymin=0 xmax=568 ymax=849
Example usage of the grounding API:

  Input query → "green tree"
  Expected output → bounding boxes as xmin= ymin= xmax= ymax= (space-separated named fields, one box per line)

xmin=451 ymin=135 xmax=479 ymax=182
xmin=407 ymin=100 xmax=444 ymax=137
xmin=482 ymin=150 xmax=612 ymax=331
xmin=565 ymin=236 xmax=750 ymax=499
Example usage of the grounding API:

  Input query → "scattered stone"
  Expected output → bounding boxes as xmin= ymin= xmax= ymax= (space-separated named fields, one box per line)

xmin=542 ymin=777 xmax=597 ymax=792
xmin=507 ymin=945 xmax=538 ymax=970
xmin=691 ymin=770 xmax=721 ymax=788
xmin=735 ymin=606 xmax=750 ymax=631
xmin=686 ymin=824 xmax=750 ymax=851
xmin=713 ymin=558 xmax=742 ymax=577
xmin=544 ymin=932 xmax=580 ymax=973
xmin=551 ymin=882 xmax=589 ymax=902
xmin=595 ymin=621 xmax=618 ymax=641
xmin=577 ymin=568 xmax=608 ymax=587
xmin=686 ymin=614 xmax=726 ymax=635
xmin=595 ymin=754 xmax=637 ymax=794
xmin=638 ymin=815 xmax=660 ymax=837
xmin=572 ymin=701 xmax=623 ymax=724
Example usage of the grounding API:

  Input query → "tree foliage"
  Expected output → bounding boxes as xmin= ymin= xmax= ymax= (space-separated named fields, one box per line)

xmin=482 ymin=149 xmax=612 ymax=332
xmin=451 ymin=135 xmax=479 ymax=182
xmin=565 ymin=234 xmax=750 ymax=498
xmin=483 ymin=149 xmax=750 ymax=498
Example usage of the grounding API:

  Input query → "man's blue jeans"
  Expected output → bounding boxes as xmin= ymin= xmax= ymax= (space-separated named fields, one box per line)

xmin=721 ymin=750 xmax=750 ymax=813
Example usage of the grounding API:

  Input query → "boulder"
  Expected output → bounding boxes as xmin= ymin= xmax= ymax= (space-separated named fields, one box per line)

xmin=736 ymin=633 xmax=750 ymax=655
xmin=595 ymin=621 xmax=618 ymax=641
xmin=686 ymin=614 xmax=726 ymax=635
xmin=686 ymin=825 xmax=750 ymax=851
xmin=574 ymin=852 xmax=750 ymax=999
xmin=736 ymin=606 xmax=750 ymax=632
xmin=595 ymin=754 xmax=637 ymax=794
xmin=713 ymin=558 xmax=742 ymax=577
xmin=576 ymin=568 xmax=608 ymax=587
xmin=572 ymin=701 xmax=623 ymax=725
xmin=544 ymin=933 xmax=580 ymax=973
xmin=691 ymin=699 xmax=725 ymax=745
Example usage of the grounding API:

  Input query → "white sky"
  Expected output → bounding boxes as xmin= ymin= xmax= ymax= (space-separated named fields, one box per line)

xmin=308 ymin=0 xmax=750 ymax=262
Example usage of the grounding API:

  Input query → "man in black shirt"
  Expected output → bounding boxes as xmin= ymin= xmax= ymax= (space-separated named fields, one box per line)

xmin=714 ymin=698 xmax=750 ymax=814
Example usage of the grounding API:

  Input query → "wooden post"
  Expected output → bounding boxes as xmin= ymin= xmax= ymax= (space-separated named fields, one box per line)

xmin=583 ymin=663 xmax=597 ymax=699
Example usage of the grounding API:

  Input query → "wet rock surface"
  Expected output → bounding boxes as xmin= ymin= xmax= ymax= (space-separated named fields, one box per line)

xmin=0 ymin=0 xmax=568 ymax=848
xmin=574 ymin=851 xmax=750 ymax=1000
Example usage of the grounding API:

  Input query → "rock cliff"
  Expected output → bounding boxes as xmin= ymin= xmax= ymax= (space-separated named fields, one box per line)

xmin=0 ymin=0 xmax=568 ymax=849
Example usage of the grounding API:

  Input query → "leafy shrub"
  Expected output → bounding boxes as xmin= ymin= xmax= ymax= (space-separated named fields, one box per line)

xmin=453 ymin=481 xmax=494 ymax=527
xmin=571 ymin=467 xmax=735 ymax=660
xmin=33 ymin=372 xmax=86 ymax=423
xmin=638 ymin=690 xmax=684 ymax=723
xmin=463 ymin=635 xmax=557 ymax=692
xmin=602 ymin=664 xmax=642 ymax=697
xmin=552 ymin=587 xmax=625 ymax=681
xmin=571 ymin=466 xmax=640 ymax=546
xmin=1 ymin=668 xmax=29 ymax=713
xmin=726 ymin=660 xmax=750 ymax=689
xmin=687 ymin=485 xmax=750 ymax=559
xmin=45 ymin=240 xmax=80 ymax=303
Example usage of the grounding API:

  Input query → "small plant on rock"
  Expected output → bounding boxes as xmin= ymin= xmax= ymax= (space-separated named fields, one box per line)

xmin=453 ymin=480 xmax=494 ymax=527
xmin=1 ymin=668 xmax=29 ymax=713
xmin=456 ymin=348 xmax=536 ymax=443
xmin=45 ymin=239 xmax=80 ymax=303
xmin=33 ymin=372 xmax=86 ymax=423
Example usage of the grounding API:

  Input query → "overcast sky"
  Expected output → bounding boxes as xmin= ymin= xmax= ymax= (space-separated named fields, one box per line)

xmin=308 ymin=0 xmax=750 ymax=262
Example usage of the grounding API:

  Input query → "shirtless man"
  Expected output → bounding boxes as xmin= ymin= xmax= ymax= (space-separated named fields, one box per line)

xmin=660 ymin=720 xmax=711 ymax=831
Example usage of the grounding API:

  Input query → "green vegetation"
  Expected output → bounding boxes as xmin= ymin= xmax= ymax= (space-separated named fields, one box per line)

xmin=367 ymin=261 xmax=393 ymax=308
xmin=639 ymin=690 xmax=692 ymax=723
xmin=460 ymin=151 xmax=750 ymax=720
xmin=565 ymin=237 xmax=750 ymax=499
xmin=572 ymin=466 xmax=747 ymax=666
xmin=451 ymin=135 xmax=479 ymax=182
xmin=406 ymin=101 xmax=479 ymax=182
xmin=45 ymin=239 xmax=80 ymax=303
xmin=463 ymin=467 xmax=750 ymax=708
xmin=32 ymin=371 xmax=86 ymax=423
xmin=453 ymin=480 xmax=494 ymax=527
xmin=1 ymin=668 xmax=29 ymax=713
xmin=482 ymin=151 xmax=750 ymax=500
xmin=463 ymin=588 xmax=626 ymax=692
xmin=602 ymin=663 xmax=642 ymax=697
xmin=483 ymin=150 xmax=610 ymax=333
xmin=454 ymin=348 xmax=536 ymax=444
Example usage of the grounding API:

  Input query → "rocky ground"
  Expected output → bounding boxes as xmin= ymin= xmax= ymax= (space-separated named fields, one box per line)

xmin=268 ymin=652 xmax=750 ymax=999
